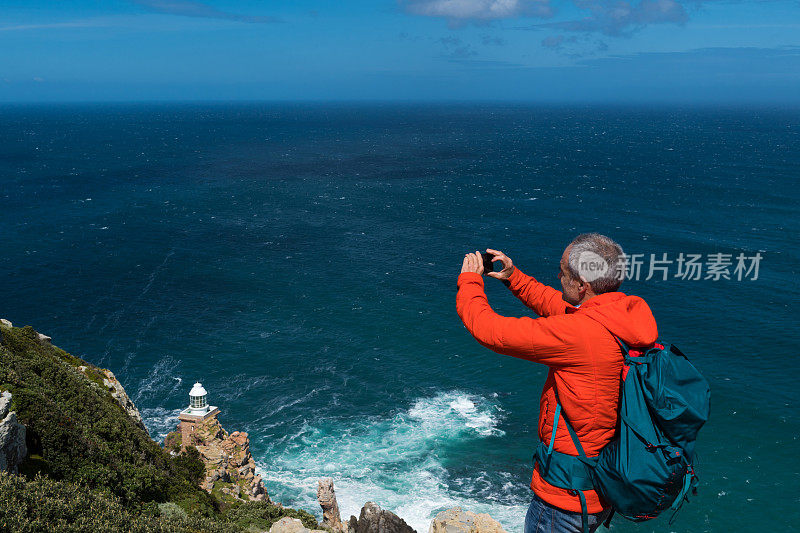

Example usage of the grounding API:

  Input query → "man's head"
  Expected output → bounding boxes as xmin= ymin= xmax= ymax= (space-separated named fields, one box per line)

xmin=558 ymin=233 xmax=625 ymax=306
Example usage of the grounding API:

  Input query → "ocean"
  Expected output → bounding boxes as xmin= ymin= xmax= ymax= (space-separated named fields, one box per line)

xmin=1 ymin=103 xmax=798 ymax=532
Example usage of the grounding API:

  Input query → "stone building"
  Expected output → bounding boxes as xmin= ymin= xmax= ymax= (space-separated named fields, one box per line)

xmin=177 ymin=382 xmax=219 ymax=451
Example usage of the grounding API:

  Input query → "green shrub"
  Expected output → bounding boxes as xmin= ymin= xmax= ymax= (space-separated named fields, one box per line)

xmin=158 ymin=501 xmax=189 ymax=520
xmin=164 ymin=430 xmax=183 ymax=453
xmin=223 ymin=500 xmax=322 ymax=531
xmin=0 ymin=472 xmax=227 ymax=533
xmin=172 ymin=446 xmax=206 ymax=485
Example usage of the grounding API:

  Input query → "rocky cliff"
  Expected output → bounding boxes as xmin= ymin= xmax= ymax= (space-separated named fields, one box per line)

xmin=164 ymin=415 xmax=269 ymax=503
xmin=309 ymin=479 xmax=508 ymax=533
xmin=89 ymin=365 xmax=147 ymax=432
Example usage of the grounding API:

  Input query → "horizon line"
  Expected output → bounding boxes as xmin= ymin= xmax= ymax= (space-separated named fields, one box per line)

xmin=1 ymin=98 xmax=800 ymax=108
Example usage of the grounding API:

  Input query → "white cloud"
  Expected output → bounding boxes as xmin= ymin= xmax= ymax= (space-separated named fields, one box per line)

xmin=549 ymin=0 xmax=690 ymax=36
xmin=400 ymin=0 xmax=553 ymax=21
xmin=131 ymin=0 xmax=279 ymax=23
xmin=0 ymin=21 xmax=106 ymax=32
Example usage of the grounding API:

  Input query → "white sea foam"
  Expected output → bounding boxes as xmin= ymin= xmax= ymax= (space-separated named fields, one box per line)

xmin=141 ymin=406 xmax=181 ymax=442
xmin=257 ymin=390 xmax=525 ymax=533
xmin=133 ymin=355 xmax=183 ymax=404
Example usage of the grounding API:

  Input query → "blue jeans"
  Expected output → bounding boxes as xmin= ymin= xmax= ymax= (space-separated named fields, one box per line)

xmin=524 ymin=494 xmax=611 ymax=533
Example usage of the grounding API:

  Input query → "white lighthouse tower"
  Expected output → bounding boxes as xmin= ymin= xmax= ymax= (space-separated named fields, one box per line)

xmin=178 ymin=382 xmax=220 ymax=449
xmin=187 ymin=382 xmax=211 ymax=414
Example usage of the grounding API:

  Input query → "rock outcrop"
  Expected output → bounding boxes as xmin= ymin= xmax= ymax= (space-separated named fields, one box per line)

xmin=348 ymin=502 xmax=416 ymax=533
xmin=0 ymin=392 xmax=13 ymax=420
xmin=315 ymin=486 xmax=508 ymax=533
xmin=0 ymin=391 xmax=27 ymax=474
xmin=72 ymin=362 xmax=147 ymax=434
xmin=100 ymin=368 xmax=147 ymax=432
xmin=429 ymin=507 xmax=507 ymax=533
xmin=167 ymin=415 xmax=269 ymax=503
xmin=268 ymin=517 xmax=327 ymax=533
xmin=317 ymin=478 xmax=347 ymax=532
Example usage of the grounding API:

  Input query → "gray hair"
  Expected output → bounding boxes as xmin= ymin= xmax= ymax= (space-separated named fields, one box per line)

xmin=567 ymin=233 xmax=625 ymax=294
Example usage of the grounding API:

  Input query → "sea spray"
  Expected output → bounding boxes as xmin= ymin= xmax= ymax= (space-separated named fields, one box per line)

xmin=256 ymin=390 xmax=527 ymax=532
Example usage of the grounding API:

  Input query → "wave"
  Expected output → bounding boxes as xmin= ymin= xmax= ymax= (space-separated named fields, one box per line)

xmin=257 ymin=390 xmax=526 ymax=532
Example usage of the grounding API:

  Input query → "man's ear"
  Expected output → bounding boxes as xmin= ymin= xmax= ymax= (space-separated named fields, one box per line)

xmin=577 ymin=276 xmax=589 ymax=295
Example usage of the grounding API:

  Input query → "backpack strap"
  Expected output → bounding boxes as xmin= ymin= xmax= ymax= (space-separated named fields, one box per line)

xmin=550 ymin=388 xmax=595 ymax=533
xmin=669 ymin=469 xmax=699 ymax=524
xmin=611 ymin=333 xmax=630 ymax=354
xmin=613 ymin=338 xmax=674 ymax=452
xmin=603 ymin=508 xmax=615 ymax=529
xmin=547 ymin=402 xmax=561 ymax=455
xmin=552 ymin=388 xmax=592 ymax=465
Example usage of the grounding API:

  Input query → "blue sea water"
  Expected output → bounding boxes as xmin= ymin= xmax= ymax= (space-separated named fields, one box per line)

xmin=1 ymin=103 xmax=798 ymax=532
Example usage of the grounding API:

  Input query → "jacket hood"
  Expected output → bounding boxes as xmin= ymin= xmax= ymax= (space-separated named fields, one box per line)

xmin=571 ymin=292 xmax=658 ymax=347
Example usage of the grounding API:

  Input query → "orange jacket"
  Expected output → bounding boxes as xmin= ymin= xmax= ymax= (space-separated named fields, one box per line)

xmin=456 ymin=267 xmax=658 ymax=513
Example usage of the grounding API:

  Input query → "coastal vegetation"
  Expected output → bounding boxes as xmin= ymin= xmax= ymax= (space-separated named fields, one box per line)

xmin=0 ymin=321 xmax=322 ymax=532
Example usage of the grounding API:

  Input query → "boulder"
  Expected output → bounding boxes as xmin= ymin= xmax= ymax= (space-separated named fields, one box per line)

xmin=0 ymin=392 xmax=28 ymax=474
xmin=0 ymin=392 xmax=11 ymax=420
xmin=350 ymin=502 xmax=416 ymax=533
xmin=0 ymin=319 xmax=11 ymax=328
xmin=268 ymin=517 xmax=327 ymax=533
xmin=428 ymin=507 xmax=507 ymax=533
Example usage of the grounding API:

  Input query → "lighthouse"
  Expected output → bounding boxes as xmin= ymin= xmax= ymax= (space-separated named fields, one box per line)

xmin=178 ymin=382 xmax=220 ymax=450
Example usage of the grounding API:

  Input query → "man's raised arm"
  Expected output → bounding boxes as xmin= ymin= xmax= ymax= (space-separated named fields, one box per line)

xmin=455 ymin=264 xmax=582 ymax=367
xmin=486 ymin=249 xmax=574 ymax=317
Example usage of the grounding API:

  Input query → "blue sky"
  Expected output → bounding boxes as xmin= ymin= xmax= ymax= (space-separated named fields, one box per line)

xmin=2 ymin=0 xmax=800 ymax=102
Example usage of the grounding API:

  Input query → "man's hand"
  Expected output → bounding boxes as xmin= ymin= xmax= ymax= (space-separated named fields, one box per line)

xmin=461 ymin=251 xmax=484 ymax=275
xmin=485 ymin=248 xmax=515 ymax=280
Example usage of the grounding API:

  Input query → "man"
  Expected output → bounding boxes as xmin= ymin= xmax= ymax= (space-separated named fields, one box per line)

xmin=456 ymin=233 xmax=658 ymax=533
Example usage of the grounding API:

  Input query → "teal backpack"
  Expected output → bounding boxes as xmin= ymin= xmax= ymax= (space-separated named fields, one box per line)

xmin=533 ymin=337 xmax=711 ymax=532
